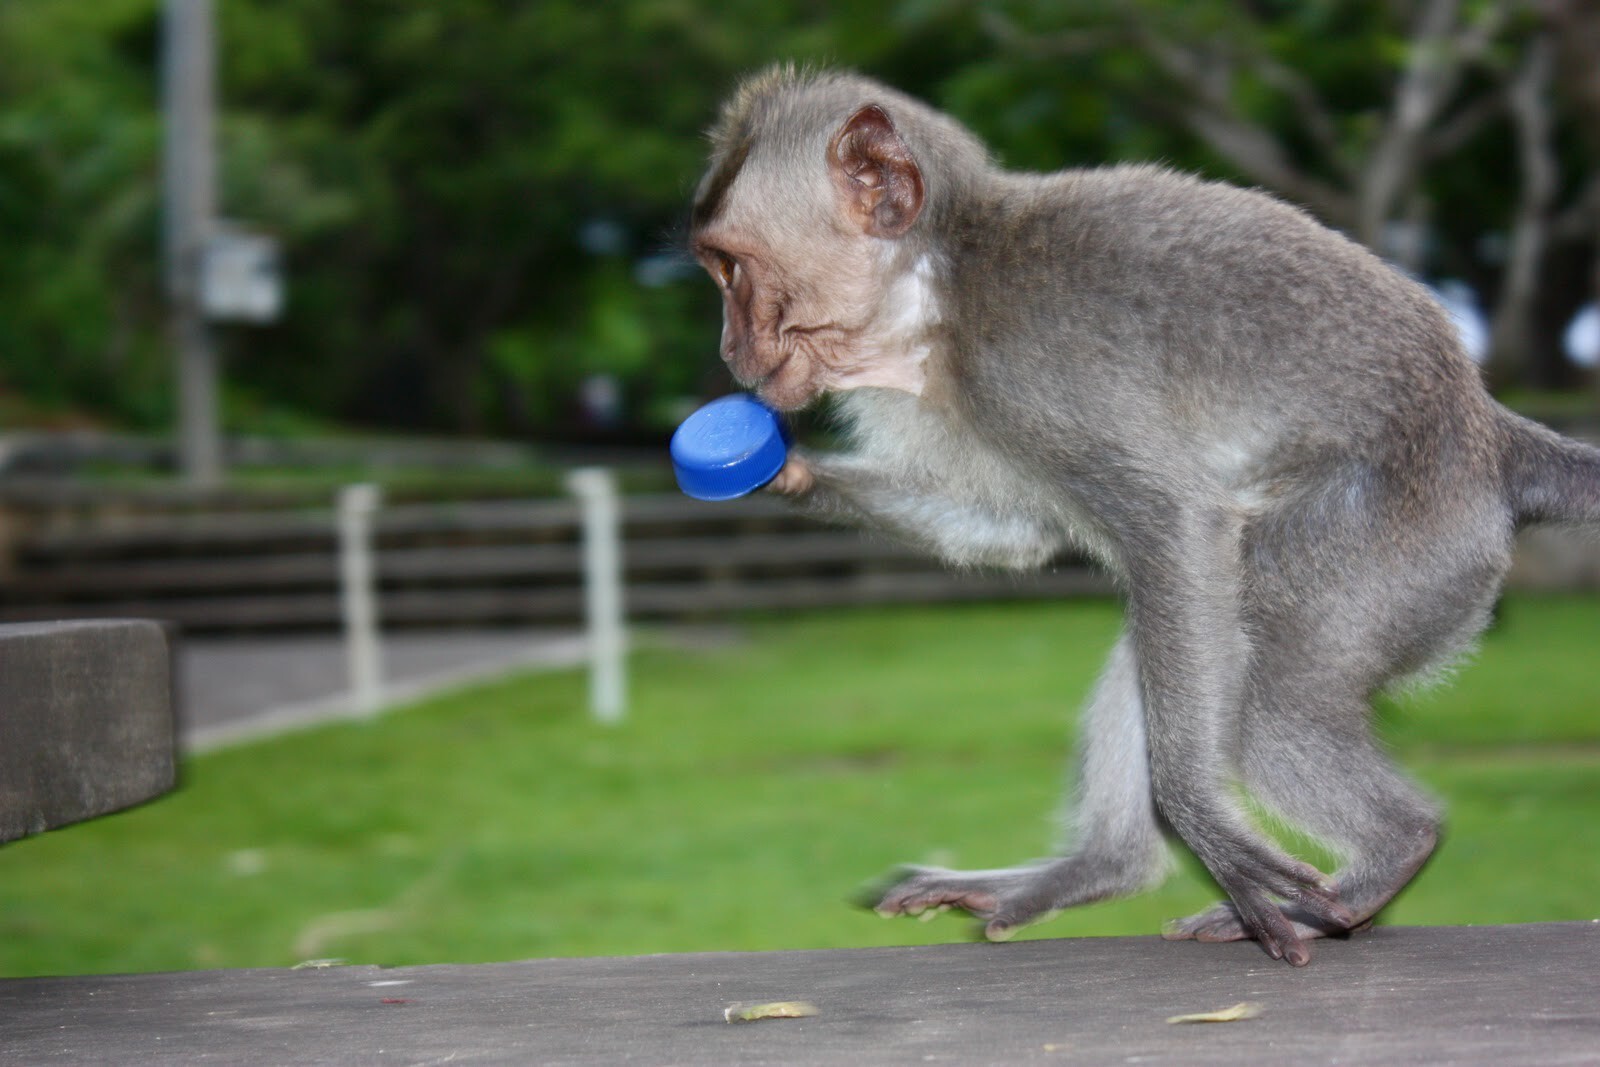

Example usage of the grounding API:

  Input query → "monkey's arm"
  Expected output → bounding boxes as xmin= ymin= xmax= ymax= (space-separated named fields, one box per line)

xmin=770 ymin=451 xmax=1063 ymax=571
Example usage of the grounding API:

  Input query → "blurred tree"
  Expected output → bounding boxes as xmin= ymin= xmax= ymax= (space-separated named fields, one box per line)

xmin=214 ymin=0 xmax=989 ymax=438
xmin=0 ymin=0 xmax=169 ymax=427
xmin=959 ymin=0 xmax=1598 ymax=389
xmin=0 ymin=0 xmax=1593 ymax=439
xmin=1542 ymin=0 xmax=1600 ymax=396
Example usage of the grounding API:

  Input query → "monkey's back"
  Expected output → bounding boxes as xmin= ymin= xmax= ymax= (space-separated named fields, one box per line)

xmin=951 ymin=163 xmax=1504 ymax=500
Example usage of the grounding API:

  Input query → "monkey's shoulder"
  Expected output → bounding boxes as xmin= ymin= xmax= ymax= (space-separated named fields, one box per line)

xmin=1036 ymin=164 xmax=1343 ymax=253
xmin=1050 ymin=162 xmax=1282 ymax=212
xmin=985 ymin=162 xmax=1421 ymax=323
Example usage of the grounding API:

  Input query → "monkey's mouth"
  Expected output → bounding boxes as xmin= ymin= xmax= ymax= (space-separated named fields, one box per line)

xmin=737 ymin=349 xmax=794 ymax=392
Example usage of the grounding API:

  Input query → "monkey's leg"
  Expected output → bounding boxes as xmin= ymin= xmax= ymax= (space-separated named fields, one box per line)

xmin=1164 ymin=478 xmax=1501 ymax=954
xmin=871 ymin=634 xmax=1171 ymax=939
xmin=1118 ymin=503 xmax=1354 ymax=965
xmin=1164 ymin=680 xmax=1440 ymax=947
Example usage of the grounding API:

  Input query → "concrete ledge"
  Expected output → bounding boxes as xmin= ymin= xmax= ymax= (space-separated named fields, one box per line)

xmin=0 ymin=922 xmax=1594 ymax=1065
xmin=0 ymin=619 xmax=176 ymax=843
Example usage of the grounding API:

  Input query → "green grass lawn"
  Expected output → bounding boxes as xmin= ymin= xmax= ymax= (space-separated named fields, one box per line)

xmin=1 ymin=596 xmax=1597 ymax=978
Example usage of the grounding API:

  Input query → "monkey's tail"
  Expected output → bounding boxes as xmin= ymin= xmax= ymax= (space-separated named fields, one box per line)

xmin=1500 ymin=411 xmax=1600 ymax=530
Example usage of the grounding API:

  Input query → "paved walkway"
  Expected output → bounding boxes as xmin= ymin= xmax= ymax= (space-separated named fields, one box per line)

xmin=175 ymin=629 xmax=590 ymax=752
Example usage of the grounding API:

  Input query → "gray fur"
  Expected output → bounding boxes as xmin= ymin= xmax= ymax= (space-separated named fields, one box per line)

xmin=690 ymin=67 xmax=1600 ymax=966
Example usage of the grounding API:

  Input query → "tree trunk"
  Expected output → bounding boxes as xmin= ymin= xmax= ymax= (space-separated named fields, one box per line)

xmin=1485 ymin=36 xmax=1558 ymax=391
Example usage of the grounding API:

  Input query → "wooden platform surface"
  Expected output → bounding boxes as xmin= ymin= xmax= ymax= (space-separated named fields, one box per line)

xmin=1 ymin=922 xmax=1595 ymax=1065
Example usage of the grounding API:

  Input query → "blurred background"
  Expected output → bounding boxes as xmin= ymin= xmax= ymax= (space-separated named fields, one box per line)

xmin=0 ymin=0 xmax=1597 ymax=979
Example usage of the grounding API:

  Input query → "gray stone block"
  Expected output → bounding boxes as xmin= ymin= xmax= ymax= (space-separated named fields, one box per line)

xmin=0 ymin=620 xmax=176 ymax=843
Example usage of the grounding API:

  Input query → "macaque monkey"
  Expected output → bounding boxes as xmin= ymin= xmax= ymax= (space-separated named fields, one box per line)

xmin=688 ymin=66 xmax=1600 ymax=966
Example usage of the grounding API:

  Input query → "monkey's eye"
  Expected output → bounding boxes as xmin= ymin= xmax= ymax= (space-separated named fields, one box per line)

xmin=712 ymin=252 xmax=737 ymax=289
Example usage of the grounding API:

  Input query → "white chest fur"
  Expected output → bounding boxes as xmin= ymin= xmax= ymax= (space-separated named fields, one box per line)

xmin=830 ymin=389 xmax=1116 ymax=571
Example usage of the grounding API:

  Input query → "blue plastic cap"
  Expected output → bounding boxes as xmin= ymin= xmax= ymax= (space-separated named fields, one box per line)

xmin=670 ymin=394 xmax=789 ymax=501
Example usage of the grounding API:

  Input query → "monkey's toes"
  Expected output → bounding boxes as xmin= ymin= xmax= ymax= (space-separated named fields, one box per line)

xmin=1162 ymin=902 xmax=1249 ymax=943
xmin=865 ymin=866 xmax=1001 ymax=920
xmin=863 ymin=863 xmax=1072 ymax=946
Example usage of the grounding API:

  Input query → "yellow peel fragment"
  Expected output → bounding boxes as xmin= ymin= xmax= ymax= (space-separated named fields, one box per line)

xmin=723 ymin=1001 xmax=820 ymax=1023
xmin=1165 ymin=1002 xmax=1262 ymax=1024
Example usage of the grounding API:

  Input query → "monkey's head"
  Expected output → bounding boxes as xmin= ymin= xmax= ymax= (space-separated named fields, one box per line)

xmin=689 ymin=68 xmax=979 ymax=411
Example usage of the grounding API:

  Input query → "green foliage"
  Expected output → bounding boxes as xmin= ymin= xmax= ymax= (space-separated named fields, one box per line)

xmin=0 ymin=0 xmax=169 ymax=427
xmin=0 ymin=595 xmax=1596 ymax=977
xmin=0 ymin=1 xmax=1594 ymax=435
xmin=200 ymin=0 xmax=988 ymax=435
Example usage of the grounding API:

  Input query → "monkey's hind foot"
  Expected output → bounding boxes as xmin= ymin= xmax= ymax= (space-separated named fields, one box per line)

xmin=866 ymin=864 xmax=1057 ymax=941
xmin=861 ymin=859 xmax=1120 ymax=943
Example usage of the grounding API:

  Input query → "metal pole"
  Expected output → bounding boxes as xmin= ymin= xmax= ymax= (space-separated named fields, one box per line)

xmin=568 ymin=468 xmax=627 ymax=723
xmin=162 ymin=0 xmax=223 ymax=486
xmin=339 ymin=483 xmax=384 ymax=716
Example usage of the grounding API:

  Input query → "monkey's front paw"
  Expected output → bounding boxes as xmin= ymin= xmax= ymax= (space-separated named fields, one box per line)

xmin=764 ymin=455 xmax=814 ymax=496
xmin=862 ymin=865 xmax=1055 ymax=942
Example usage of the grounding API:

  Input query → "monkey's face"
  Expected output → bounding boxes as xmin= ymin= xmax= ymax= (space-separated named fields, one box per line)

xmin=690 ymin=103 xmax=930 ymax=411
xmin=692 ymin=219 xmax=900 ymax=411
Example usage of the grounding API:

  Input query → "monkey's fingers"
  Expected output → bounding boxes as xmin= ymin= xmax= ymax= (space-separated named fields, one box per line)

xmin=764 ymin=455 xmax=814 ymax=496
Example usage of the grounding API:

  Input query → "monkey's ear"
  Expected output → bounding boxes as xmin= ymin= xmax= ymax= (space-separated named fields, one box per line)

xmin=828 ymin=105 xmax=925 ymax=239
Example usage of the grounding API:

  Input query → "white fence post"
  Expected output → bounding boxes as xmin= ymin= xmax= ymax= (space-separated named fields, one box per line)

xmin=567 ymin=467 xmax=627 ymax=723
xmin=338 ymin=482 xmax=384 ymax=716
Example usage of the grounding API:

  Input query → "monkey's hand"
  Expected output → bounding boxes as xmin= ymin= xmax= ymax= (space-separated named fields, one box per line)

xmin=765 ymin=454 xmax=815 ymax=496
